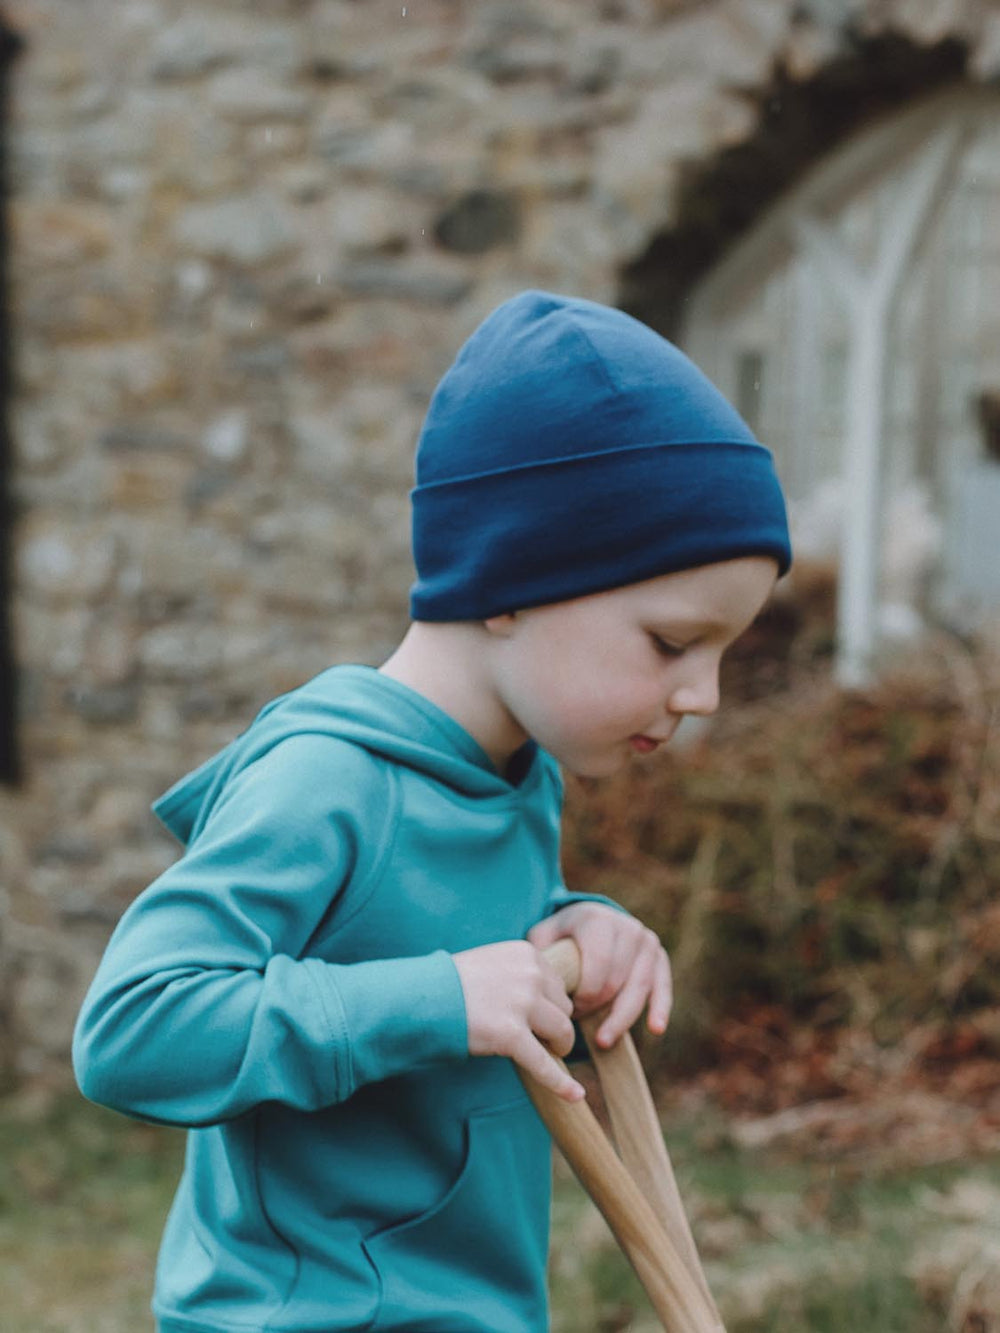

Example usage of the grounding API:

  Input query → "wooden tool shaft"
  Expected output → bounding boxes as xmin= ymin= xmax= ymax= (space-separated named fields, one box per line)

xmin=522 ymin=1064 xmax=718 ymax=1332
xmin=578 ymin=1015 xmax=721 ymax=1324
xmin=523 ymin=938 xmax=723 ymax=1332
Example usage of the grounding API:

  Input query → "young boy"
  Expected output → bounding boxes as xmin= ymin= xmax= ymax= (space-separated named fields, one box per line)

xmin=74 ymin=290 xmax=790 ymax=1333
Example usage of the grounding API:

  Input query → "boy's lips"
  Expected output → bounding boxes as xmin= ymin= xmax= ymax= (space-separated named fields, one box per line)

xmin=629 ymin=720 xmax=680 ymax=753
xmin=629 ymin=734 xmax=664 ymax=754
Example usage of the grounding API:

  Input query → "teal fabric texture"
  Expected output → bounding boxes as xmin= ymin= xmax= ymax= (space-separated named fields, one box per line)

xmin=73 ymin=666 xmax=615 ymax=1333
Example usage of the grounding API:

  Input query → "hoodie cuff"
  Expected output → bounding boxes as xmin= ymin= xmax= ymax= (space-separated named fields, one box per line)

xmin=542 ymin=886 xmax=631 ymax=920
xmin=316 ymin=950 xmax=469 ymax=1099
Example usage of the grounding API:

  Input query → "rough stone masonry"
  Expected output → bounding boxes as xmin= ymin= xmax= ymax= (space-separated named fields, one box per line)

xmin=1 ymin=0 xmax=997 ymax=1083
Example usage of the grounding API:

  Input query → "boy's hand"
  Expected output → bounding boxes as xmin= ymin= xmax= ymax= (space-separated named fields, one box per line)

xmin=452 ymin=940 xmax=586 ymax=1103
xmin=527 ymin=902 xmax=672 ymax=1050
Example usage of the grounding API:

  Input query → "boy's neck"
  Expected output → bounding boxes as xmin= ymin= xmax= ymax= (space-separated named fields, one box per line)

xmin=378 ymin=622 xmax=529 ymax=777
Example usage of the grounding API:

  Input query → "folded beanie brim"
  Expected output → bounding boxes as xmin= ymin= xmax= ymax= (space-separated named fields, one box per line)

xmin=410 ymin=439 xmax=791 ymax=621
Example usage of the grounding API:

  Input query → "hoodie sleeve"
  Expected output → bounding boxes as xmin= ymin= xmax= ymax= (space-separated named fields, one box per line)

xmin=72 ymin=735 xmax=468 ymax=1128
xmin=541 ymin=882 xmax=631 ymax=919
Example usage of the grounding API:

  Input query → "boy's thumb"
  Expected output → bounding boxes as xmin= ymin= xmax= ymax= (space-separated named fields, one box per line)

xmin=525 ymin=917 xmax=563 ymax=950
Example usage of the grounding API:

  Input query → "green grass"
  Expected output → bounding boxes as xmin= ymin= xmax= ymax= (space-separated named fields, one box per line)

xmin=0 ymin=1091 xmax=184 ymax=1332
xmin=549 ymin=1115 xmax=1000 ymax=1332
xmin=2 ymin=1091 xmax=998 ymax=1332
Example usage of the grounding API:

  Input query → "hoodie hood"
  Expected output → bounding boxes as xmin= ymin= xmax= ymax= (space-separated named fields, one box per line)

xmin=153 ymin=666 xmax=538 ymax=846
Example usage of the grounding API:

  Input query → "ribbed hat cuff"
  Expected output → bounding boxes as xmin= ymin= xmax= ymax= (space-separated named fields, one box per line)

xmin=409 ymin=440 xmax=791 ymax=622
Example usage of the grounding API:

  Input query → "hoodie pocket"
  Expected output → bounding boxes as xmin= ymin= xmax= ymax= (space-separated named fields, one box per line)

xmin=364 ymin=1097 xmax=550 ymax=1333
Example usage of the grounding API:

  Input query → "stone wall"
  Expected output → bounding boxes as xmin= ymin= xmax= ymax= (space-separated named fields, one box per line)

xmin=1 ymin=0 xmax=997 ymax=1083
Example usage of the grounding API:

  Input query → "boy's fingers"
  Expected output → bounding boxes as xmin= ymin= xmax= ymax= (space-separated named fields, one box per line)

xmin=575 ymin=922 xmax=651 ymax=1014
xmin=594 ymin=964 xmax=652 ymax=1047
xmin=593 ymin=933 xmax=667 ymax=1047
xmin=646 ymin=947 xmax=673 ymax=1035
xmin=526 ymin=916 xmax=671 ymax=1047
xmin=532 ymin=999 xmax=577 ymax=1058
xmin=525 ymin=916 xmax=562 ymax=951
xmin=541 ymin=966 xmax=575 ymax=1018
xmin=514 ymin=1034 xmax=586 ymax=1103
xmin=576 ymin=921 xmax=628 ymax=1002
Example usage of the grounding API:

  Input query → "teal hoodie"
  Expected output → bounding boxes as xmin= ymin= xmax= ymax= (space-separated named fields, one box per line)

xmin=73 ymin=666 xmax=617 ymax=1333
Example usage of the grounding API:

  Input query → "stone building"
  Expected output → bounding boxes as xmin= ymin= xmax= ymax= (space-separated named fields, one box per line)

xmin=1 ymin=0 xmax=998 ymax=1083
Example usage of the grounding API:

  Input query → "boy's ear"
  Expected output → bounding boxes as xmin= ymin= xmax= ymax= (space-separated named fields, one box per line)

xmin=483 ymin=612 xmax=517 ymax=638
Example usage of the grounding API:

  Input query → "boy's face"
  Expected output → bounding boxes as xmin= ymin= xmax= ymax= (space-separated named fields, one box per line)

xmin=487 ymin=556 xmax=778 ymax=778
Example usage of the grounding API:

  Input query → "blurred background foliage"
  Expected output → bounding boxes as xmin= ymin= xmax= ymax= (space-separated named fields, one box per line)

xmin=562 ymin=581 xmax=1000 ymax=1111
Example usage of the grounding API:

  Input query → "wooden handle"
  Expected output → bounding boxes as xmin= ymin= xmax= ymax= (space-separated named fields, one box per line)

xmin=543 ymin=936 xmax=584 ymax=993
xmin=518 ymin=938 xmax=724 ymax=1332
xmin=578 ymin=1015 xmax=721 ymax=1327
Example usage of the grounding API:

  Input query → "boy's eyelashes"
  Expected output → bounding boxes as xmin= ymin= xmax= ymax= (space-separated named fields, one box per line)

xmin=647 ymin=631 xmax=687 ymax=658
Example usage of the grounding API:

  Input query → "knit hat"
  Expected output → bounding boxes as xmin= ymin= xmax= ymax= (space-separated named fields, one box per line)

xmin=409 ymin=290 xmax=791 ymax=621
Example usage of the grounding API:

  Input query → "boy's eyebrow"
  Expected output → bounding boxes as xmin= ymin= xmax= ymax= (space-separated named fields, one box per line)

xmin=648 ymin=612 xmax=756 ymax=640
xmin=648 ymin=613 xmax=728 ymax=633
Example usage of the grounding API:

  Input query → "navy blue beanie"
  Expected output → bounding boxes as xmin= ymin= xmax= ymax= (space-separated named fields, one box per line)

xmin=409 ymin=290 xmax=791 ymax=621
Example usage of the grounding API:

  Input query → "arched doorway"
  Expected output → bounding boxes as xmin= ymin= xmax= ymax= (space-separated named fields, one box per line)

xmin=678 ymin=88 xmax=1000 ymax=680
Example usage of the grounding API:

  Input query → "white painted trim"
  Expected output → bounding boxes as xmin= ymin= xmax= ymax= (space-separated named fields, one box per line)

xmin=685 ymin=88 xmax=993 ymax=327
xmin=681 ymin=88 xmax=996 ymax=684
xmin=819 ymin=128 xmax=964 ymax=684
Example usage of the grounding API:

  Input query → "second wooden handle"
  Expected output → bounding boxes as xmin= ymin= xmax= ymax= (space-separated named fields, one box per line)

xmin=524 ymin=938 xmax=723 ymax=1332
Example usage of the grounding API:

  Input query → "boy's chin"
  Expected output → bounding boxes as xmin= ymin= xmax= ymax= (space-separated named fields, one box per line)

xmin=560 ymin=748 xmax=631 ymax=780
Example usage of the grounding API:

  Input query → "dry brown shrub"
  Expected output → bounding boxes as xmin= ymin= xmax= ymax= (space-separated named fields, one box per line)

xmin=561 ymin=614 xmax=1000 ymax=1102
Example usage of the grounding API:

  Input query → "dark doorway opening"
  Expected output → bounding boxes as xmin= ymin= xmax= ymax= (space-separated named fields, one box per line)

xmin=0 ymin=13 xmax=23 ymax=786
xmin=618 ymin=30 xmax=969 ymax=338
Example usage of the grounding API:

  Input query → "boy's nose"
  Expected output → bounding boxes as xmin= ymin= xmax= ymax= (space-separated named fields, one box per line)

xmin=668 ymin=663 xmax=720 ymax=718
